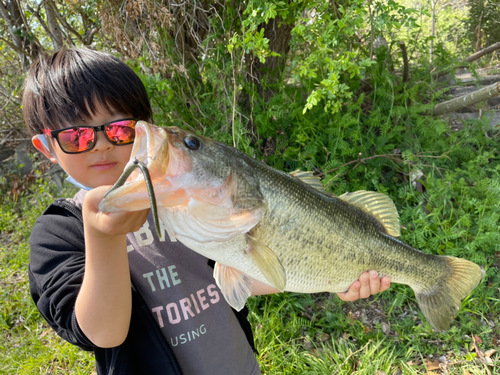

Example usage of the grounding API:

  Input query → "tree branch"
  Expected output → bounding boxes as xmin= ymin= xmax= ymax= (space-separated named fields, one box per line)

xmin=26 ymin=4 xmax=57 ymax=46
xmin=0 ymin=1 xmax=14 ymax=28
xmin=0 ymin=36 xmax=29 ymax=57
xmin=84 ymin=26 xmax=100 ymax=45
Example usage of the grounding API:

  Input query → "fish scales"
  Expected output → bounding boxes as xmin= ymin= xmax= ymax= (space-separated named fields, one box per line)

xmin=238 ymin=158 xmax=448 ymax=294
xmin=101 ymin=122 xmax=484 ymax=331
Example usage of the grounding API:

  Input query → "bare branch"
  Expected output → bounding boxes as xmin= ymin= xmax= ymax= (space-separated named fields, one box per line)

xmin=84 ymin=26 xmax=100 ymax=46
xmin=26 ymin=4 xmax=57 ymax=45
xmin=0 ymin=36 xmax=28 ymax=56
xmin=0 ymin=0 xmax=41 ymax=67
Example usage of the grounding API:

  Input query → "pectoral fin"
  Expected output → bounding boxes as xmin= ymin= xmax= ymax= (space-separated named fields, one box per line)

xmin=246 ymin=234 xmax=286 ymax=291
xmin=213 ymin=263 xmax=253 ymax=311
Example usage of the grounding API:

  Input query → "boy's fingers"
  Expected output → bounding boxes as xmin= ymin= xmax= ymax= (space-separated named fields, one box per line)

xmin=336 ymin=281 xmax=361 ymax=301
xmin=368 ymin=270 xmax=382 ymax=294
xmin=379 ymin=275 xmax=391 ymax=292
xmin=336 ymin=271 xmax=391 ymax=302
xmin=358 ymin=272 xmax=372 ymax=299
xmin=83 ymin=186 xmax=150 ymax=236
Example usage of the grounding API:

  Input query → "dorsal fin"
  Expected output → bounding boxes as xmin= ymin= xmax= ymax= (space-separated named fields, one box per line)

xmin=338 ymin=190 xmax=401 ymax=237
xmin=289 ymin=170 xmax=331 ymax=195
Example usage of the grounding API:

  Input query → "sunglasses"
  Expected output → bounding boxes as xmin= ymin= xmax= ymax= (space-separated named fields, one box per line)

xmin=43 ymin=118 xmax=138 ymax=154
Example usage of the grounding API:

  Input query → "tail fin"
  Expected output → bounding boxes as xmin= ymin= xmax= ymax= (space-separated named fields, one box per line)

xmin=415 ymin=257 xmax=484 ymax=332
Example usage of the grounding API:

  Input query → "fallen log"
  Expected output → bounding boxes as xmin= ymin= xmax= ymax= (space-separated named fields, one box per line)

xmin=464 ymin=42 xmax=500 ymax=63
xmin=432 ymin=81 xmax=500 ymax=116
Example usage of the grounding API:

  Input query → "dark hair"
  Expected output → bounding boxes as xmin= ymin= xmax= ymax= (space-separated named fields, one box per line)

xmin=22 ymin=48 xmax=152 ymax=136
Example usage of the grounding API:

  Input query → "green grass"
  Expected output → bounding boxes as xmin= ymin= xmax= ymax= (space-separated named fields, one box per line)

xmin=1 ymin=159 xmax=499 ymax=374
xmin=0 ymin=178 xmax=94 ymax=374
xmin=249 ymin=290 xmax=500 ymax=374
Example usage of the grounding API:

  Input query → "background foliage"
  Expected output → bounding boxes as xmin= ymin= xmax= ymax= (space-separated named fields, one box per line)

xmin=1 ymin=0 xmax=499 ymax=373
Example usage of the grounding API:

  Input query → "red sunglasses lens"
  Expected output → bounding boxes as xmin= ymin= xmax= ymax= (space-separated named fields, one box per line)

xmin=105 ymin=120 xmax=136 ymax=145
xmin=58 ymin=127 xmax=95 ymax=153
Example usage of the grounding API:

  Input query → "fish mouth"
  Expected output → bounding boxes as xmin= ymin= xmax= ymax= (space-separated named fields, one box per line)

xmin=99 ymin=121 xmax=170 ymax=220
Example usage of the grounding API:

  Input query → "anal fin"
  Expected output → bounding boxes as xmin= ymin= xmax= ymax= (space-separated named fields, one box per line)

xmin=213 ymin=263 xmax=253 ymax=311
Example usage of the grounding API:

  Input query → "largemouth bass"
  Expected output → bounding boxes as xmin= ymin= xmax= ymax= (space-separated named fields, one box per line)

xmin=100 ymin=122 xmax=484 ymax=331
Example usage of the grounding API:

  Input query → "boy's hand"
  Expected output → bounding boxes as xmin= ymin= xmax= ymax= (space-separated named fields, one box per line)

xmin=336 ymin=271 xmax=391 ymax=301
xmin=83 ymin=186 xmax=150 ymax=238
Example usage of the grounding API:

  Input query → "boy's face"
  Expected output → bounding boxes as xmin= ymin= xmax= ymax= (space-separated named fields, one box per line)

xmin=32 ymin=110 xmax=134 ymax=189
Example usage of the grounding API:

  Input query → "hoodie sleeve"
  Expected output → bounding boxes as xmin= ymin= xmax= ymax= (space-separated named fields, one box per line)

xmin=28 ymin=202 xmax=95 ymax=351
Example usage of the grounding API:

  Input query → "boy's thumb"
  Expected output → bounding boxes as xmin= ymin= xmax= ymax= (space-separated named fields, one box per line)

xmin=83 ymin=186 xmax=113 ymax=214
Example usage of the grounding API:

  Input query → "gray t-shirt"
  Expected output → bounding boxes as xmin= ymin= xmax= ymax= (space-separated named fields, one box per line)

xmin=125 ymin=213 xmax=260 ymax=375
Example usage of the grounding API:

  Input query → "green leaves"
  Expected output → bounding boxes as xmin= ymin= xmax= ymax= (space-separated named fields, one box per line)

xmin=303 ymin=89 xmax=322 ymax=114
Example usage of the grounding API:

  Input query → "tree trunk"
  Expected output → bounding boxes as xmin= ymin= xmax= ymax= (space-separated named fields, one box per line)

xmin=241 ymin=16 xmax=294 ymax=135
xmin=247 ymin=17 xmax=293 ymax=87
xmin=44 ymin=0 xmax=64 ymax=49
xmin=400 ymin=41 xmax=410 ymax=83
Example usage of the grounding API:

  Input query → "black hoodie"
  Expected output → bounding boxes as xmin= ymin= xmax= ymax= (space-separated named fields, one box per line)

xmin=28 ymin=198 xmax=255 ymax=374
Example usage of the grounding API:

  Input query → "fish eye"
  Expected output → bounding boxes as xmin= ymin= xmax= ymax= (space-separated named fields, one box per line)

xmin=184 ymin=135 xmax=201 ymax=150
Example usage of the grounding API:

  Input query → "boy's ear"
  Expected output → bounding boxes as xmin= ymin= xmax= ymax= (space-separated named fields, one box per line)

xmin=32 ymin=135 xmax=58 ymax=163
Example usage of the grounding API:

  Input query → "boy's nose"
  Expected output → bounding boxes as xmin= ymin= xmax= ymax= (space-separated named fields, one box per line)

xmin=91 ymin=129 xmax=114 ymax=151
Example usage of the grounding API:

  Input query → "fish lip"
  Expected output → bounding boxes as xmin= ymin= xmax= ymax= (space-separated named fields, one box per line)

xmin=99 ymin=121 xmax=171 ymax=213
xmin=128 ymin=121 xmax=170 ymax=171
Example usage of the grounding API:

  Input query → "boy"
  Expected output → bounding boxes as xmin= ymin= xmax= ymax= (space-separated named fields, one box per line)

xmin=23 ymin=48 xmax=390 ymax=374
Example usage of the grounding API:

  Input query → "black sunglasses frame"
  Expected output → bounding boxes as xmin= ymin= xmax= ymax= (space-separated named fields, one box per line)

xmin=44 ymin=118 xmax=139 ymax=154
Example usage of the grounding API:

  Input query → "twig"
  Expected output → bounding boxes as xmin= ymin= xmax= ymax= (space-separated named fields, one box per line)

xmin=0 ymin=83 xmax=21 ymax=105
xmin=318 ymin=152 xmax=452 ymax=186
xmin=0 ymin=128 xmax=26 ymax=132
xmin=0 ymin=36 xmax=29 ymax=57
